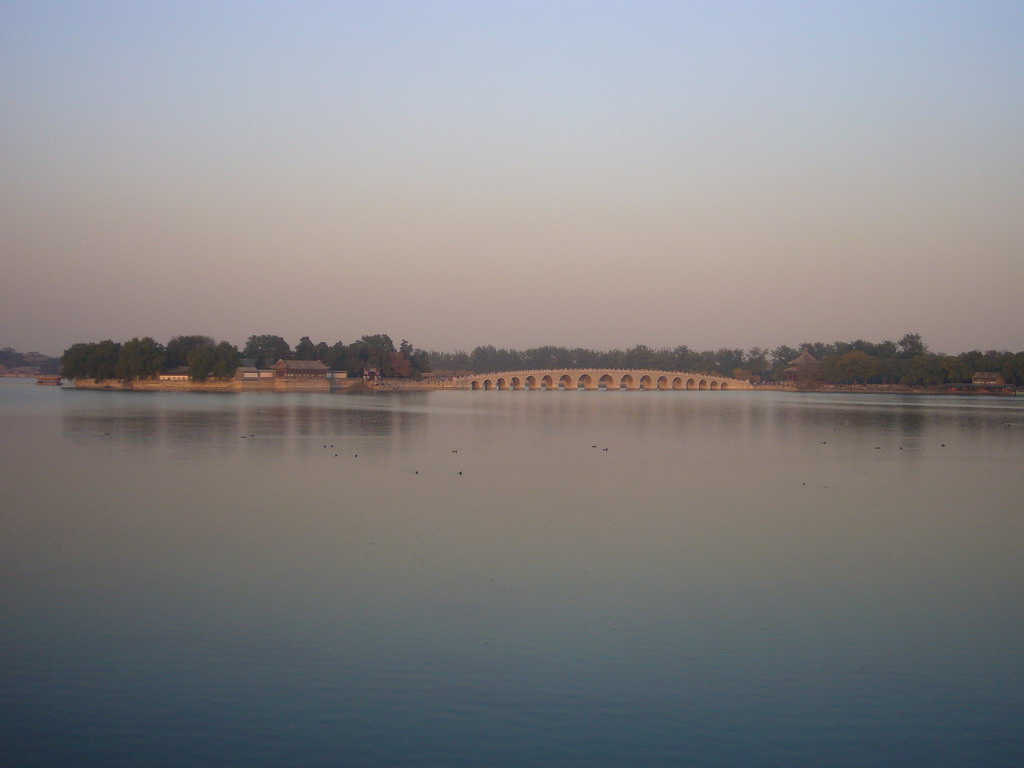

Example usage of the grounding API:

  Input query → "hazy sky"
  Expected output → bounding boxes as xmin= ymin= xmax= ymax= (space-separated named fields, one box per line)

xmin=2 ymin=1 xmax=1022 ymax=356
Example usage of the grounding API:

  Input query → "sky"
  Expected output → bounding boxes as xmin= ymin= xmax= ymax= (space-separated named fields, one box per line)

xmin=2 ymin=1 xmax=1022 ymax=357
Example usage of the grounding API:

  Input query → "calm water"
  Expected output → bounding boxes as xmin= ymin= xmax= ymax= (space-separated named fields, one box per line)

xmin=2 ymin=379 xmax=1023 ymax=767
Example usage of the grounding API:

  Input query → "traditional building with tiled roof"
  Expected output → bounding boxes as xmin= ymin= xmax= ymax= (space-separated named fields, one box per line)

xmin=273 ymin=359 xmax=329 ymax=378
xmin=785 ymin=349 xmax=822 ymax=380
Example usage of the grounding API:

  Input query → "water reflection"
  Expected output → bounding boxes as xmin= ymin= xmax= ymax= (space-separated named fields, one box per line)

xmin=61 ymin=393 xmax=431 ymax=463
xmin=5 ymin=383 xmax=1024 ymax=768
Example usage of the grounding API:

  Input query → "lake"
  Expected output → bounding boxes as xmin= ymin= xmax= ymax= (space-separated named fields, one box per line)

xmin=2 ymin=379 xmax=1022 ymax=767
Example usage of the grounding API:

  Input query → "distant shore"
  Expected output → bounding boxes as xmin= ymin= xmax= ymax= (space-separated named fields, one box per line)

xmin=756 ymin=383 xmax=1019 ymax=396
xmin=49 ymin=378 xmax=1021 ymax=396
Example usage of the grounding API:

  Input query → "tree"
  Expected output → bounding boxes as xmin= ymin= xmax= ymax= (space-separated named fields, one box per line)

xmin=210 ymin=341 xmax=241 ymax=379
xmin=166 ymin=335 xmax=215 ymax=369
xmin=325 ymin=341 xmax=347 ymax=371
xmin=388 ymin=351 xmax=412 ymax=378
xmin=115 ymin=337 xmax=165 ymax=381
xmin=187 ymin=344 xmax=216 ymax=382
xmin=294 ymin=336 xmax=316 ymax=360
xmin=876 ymin=356 xmax=904 ymax=385
xmin=769 ymin=345 xmax=799 ymax=377
xmin=428 ymin=349 xmax=470 ymax=374
xmin=185 ymin=339 xmax=240 ymax=381
xmin=802 ymin=341 xmax=835 ymax=360
xmin=410 ymin=349 xmax=431 ymax=378
xmin=88 ymin=340 xmax=120 ymax=382
xmin=831 ymin=350 xmax=879 ymax=384
xmin=744 ymin=347 xmax=769 ymax=378
xmin=470 ymin=345 xmax=498 ymax=373
xmin=624 ymin=344 xmax=658 ymax=369
xmin=897 ymin=333 xmax=927 ymax=359
xmin=901 ymin=353 xmax=945 ymax=386
xmin=243 ymin=335 xmax=291 ymax=367
xmin=712 ymin=348 xmax=745 ymax=376
xmin=61 ymin=343 xmax=94 ymax=380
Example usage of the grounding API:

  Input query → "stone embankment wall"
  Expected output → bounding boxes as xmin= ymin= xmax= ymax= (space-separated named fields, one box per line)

xmin=374 ymin=378 xmax=457 ymax=390
xmin=275 ymin=378 xmax=330 ymax=392
xmin=74 ymin=378 xmax=238 ymax=392
xmin=72 ymin=378 xmax=335 ymax=393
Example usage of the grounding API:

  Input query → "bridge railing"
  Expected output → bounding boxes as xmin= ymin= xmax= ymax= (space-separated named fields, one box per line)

xmin=451 ymin=368 xmax=750 ymax=383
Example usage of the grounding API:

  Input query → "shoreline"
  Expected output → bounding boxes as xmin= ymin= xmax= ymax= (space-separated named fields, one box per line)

xmin=55 ymin=378 xmax=1021 ymax=396
xmin=756 ymin=383 xmax=1019 ymax=396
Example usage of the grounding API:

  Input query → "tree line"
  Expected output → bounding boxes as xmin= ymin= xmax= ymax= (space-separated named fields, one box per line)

xmin=428 ymin=333 xmax=1024 ymax=387
xmin=242 ymin=334 xmax=430 ymax=378
xmin=60 ymin=333 xmax=431 ymax=382
xmin=55 ymin=331 xmax=1024 ymax=387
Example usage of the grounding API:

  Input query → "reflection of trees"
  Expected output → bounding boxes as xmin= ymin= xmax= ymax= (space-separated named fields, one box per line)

xmin=60 ymin=399 xmax=434 ymax=462
xmin=62 ymin=404 xmax=242 ymax=449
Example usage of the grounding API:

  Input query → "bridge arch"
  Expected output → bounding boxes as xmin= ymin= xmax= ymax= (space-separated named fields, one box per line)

xmin=455 ymin=369 xmax=750 ymax=392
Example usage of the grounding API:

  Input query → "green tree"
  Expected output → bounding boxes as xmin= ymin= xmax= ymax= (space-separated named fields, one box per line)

xmin=831 ymin=350 xmax=879 ymax=384
xmin=166 ymin=335 xmax=215 ymax=369
xmin=470 ymin=345 xmax=498 ymax=373
xmin=184 ymin=339 xmax=240 ymax=381
xmin=744 ymin=347 xmax=769 ymax=378
xmin=115 ymin=337 xmax=166 ymax=381
xmin=88 ymin=340 xmax=120 ymax=382
xmin=428 ymin=350 xmax=470 ymax=374
xmin=897 ymin=333 xmax=927 ymax=359
xmin=325 ymin=340 xmax=348 ymax=371
xmin=768 ymin=345 xmax=799 ymax=380
xmin=210 ymin=341 xmax=241 ymax=379
xmin=624 ymin=344 xmax=658 ymax=369
xmin=243 ymin=335 xmax=291 ymax=367
xmin=392 ymin=339 xmax=431 ymax=379
xmin=294 ymin=336 xmax=316 ymax=360
xmin=876 ymin=356 xmax=904 ymax=385
xmin=187 ymin=344 xmax=215 ymax=381
xmin=61 ymin=342 xmax=94 ymax=380
xmin=901 ymin=353 xmax=946 ymax=385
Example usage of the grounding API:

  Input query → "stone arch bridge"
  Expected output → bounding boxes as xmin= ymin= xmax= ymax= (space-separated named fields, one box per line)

xmin=453 ymin=369 xmax=752 ymax=391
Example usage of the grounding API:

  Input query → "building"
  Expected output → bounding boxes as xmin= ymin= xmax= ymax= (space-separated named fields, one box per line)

xmin=158 ymin=366 xmax=191 ymax=382
xmin=972 ymin=372 xmax=1007 ymax=388
xmin=235 ymin=367 xmax=275 ymax=381
xmin=272 ymin=359 xmax=329 ymax=379
xmin=785 ymin=349 xmax=822 ymax=382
